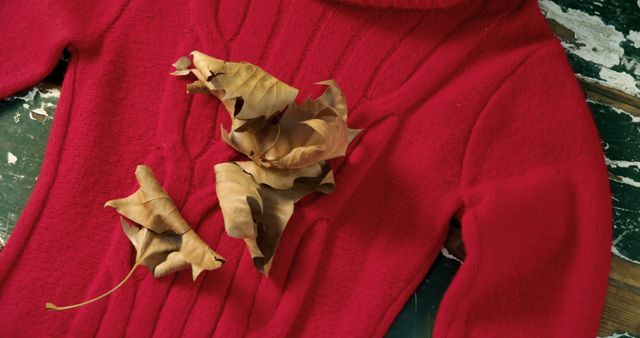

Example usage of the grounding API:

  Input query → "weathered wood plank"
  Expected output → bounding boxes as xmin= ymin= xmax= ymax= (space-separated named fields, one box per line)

xmin=0 ymin=85 xmax=58 ymax=247
xmin=540 ymin=0 xmax=640 ymax=98
xmin=580 ymin=78 xmax=640 ymax=117
xmin=600 ymin=264 xmax=640 ymax=336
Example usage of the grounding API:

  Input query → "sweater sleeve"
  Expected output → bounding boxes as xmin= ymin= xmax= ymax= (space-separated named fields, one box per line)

xmin=0 ymin=0 xmax=128 ymax=98
xmin=434 ymin=43 xmax=612 ymax=337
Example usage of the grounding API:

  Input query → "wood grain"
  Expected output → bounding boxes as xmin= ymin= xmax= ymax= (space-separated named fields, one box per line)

xmin=600 ymin=256 xmax=640 ymax=336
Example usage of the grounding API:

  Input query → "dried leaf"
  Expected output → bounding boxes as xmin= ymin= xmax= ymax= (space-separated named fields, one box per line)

xmin=46 ymin=165 xmax=224 ymax=311
xmin=172 ymin=52 xmax=359 ymax=275
xmin=121 ymin=218 xmax=182 ymax=272
xmin=104 ymin=165 xmax=191 ymax=235
xmin=234 ymin=161 xmax=324 ymax=189
xmin=170 ymin=56 xmax=192 ymax=76
xmin=215 ymin=161 xmax=334 ymax=274
xmin=172 ymin=51 xmax=298 ymax=123
xmin=222 ymin=81 xmax=360 ymax=169
xmin=214 ymin=162 xmax=263 ymax=239
xmin=105 ymin=165 xmax=225 ymax=279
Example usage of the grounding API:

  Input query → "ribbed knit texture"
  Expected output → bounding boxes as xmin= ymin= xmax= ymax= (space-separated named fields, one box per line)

xmin=0 ymin=0 xmax=612 ymax=337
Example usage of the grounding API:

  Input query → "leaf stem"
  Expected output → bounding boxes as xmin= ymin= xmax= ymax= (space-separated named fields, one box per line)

xmin=45 ymin=264 xmax=140 ymax=311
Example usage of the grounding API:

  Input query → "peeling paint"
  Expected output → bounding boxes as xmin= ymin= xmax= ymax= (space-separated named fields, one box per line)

xmin=440 ymin=247 xmax=462 ymax=263
xmin=612 ymin=175 xmax=640 ymax=188
xmin=598 ymin=332 xmax=635 ymax=338
xmin=590 ymin=100 xmax=640 ymax=122
xmin=606 ymin=158 xmax=640 ymax=169
xmin=39 ymin=87 xmax=60 ymax=98
xmin=6 ymin=152 xmax=17 ymax=165
xmin=598 ymin=68 xmax=640 ymax=96
xmin=612 ymin=246 xmax=640 ymax=265
xmin=29 ymin=108 xmax=49 ymax=122
xmin=628 ymin=30 xmax=640 ymax=49
xmin=540 ymin=0 xmax=640 ymax=96
xmin=12 ymin=113 xmax=20 ymax=123
xmin=10 ymin=88 xmax=39 ymax=103
xmin=539 ymin=0 xmax=625 ymax=68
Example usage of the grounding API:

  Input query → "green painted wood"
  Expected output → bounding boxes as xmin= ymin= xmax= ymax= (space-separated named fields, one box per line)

xmin=540 ymin=0 xmax=640 ymax=264
xmin=0 ymin=85 xmax=58 ymax=248
xmin=589 ymin=100 xmax=640 ymax=264
xmin=540 ymin=0 xmax=640 ymax=98
xmin=385 ymin=255 xmax=461 ymax=338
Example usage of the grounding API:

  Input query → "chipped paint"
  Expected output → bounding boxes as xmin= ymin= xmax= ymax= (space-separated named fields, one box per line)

xmin=598 ymin=68 xmax=640 ymax=97
xmin=39 ymin=87 xmax=60 ymax=98
xmin=539 ymin=0 xmax=625 ymax=68
xmin=6 ymin=152 xmax=17 ymax=165
xmin=598 ymin=332 xmax=635 ymax=338
xmin=606 ymin=158 xmax=640 ymax=169
xmin=589 ymin=99 xmax=640 ymax=123
xmin=612 ymin=175 xmax=640 ymax=188
xmin=440 ymin=247 xmax=462 ymax=263
xmin=12 ymin=113 xmax=20 ymax=123
xmin=612 ymin=106 xmax=640 ymax=123
xmin=29 ymin=108 xmax=49 ymax=122
xmin=540 ymin=0 xmax=640 ymax=97
xmin=628 ymin=31 xmax=640 ymax=49
xmin=10 ymin=88 xmax=39 ymax=102
xmin=612 ymin=246 xmax=640 ymax=265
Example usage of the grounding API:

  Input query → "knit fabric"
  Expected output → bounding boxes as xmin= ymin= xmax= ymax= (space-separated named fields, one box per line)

xmin=0 ymin=0 xmax=612 ymax=337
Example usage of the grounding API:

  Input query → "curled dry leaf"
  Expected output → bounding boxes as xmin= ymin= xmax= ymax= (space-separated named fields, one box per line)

xmin=172 ymin=53 xmax=360 ymax=169
xmin=172 ymin=51 xmax=298 ymax=124
xmin=221 ymin=81 xmax=360 ymax=169
xmin=46 ymin=165 xmax=224 ymax=311
xmin=105 ymin=165 xmax=225 ymax=279
xmin=215 ymin=161 xmax=334 ymax=274
xmin=173 ymin=51 xmax=359 ymax=275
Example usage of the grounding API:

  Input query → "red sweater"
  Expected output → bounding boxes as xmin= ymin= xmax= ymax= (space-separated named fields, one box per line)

xmin=0 ymin=0 xmax=612 ymax=336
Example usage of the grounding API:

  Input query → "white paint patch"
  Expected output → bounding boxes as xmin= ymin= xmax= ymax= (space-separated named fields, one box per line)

xmin=612 ymin=245 xmax=640 ymax=265
xmin=612 ymin=106 xmax=640 ymax=123
xmin=598 ymin=68 xmax=640 ymax=96
xmin=12 ymin=88 xmax=38 ymax=102
xmin=628 ymin=30 xmax=640 ymax=48
xmin=587 ymin=100 xmax=640 ymax=123
xmin=7 ymin=152 xmax=17 ymax=165
xmin=13 ymin=112 xmax=20 ymax=123
xmin=441 ymin=247 xmax=463 ymax=263
xmin=39 ymin=87 xmax=60 ymax=98
xmin=606 ymin=158 xmax=640 ymax=169
xmin=611 ymin=175 xmax=640 ymax=188
xmin=598 ymin=332 xmax=635 ymax=338
xmin=29 ymin=108 xmax=49 ymax=121
xmin=539 ymin=0 xmax=625 ymax=68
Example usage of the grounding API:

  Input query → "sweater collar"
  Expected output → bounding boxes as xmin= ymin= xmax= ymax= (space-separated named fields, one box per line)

xmin=332 ymin=0 xmax=471 ymax=9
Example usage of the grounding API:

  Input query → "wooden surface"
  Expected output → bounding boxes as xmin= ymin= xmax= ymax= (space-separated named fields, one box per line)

xmin=0 ymin=1 xmax=639 ymax=337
